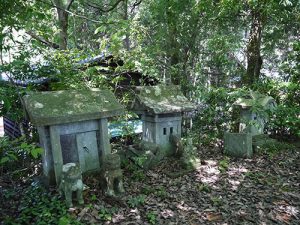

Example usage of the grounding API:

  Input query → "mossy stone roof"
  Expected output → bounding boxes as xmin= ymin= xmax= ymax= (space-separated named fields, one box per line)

xmin=233 ymin=91 xmax=276 ymax=109
xmin=132 ymin=85 xmax=196 ymax=114
xmin=23 ymin=89 xmax=124 ymax=126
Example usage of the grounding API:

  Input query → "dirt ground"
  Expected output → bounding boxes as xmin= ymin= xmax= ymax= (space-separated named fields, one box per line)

xmin=1 ymin=143 xmax=299 ymax=224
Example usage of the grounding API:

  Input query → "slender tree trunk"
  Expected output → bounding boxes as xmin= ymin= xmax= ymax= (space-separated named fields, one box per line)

xmin=123 ymin=0 xmax=130 ymax=50
xmin=57 ymin=8 xmax=69 ymax=50
xmin=166 ymin=1 xmax=180 ymax=85
xmin=243 ymin=9 xmax=263 ymax=86
xmin=52 ymin=0 xmax=74 ymax=50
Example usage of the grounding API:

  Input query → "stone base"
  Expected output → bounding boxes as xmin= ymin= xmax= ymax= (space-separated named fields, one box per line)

xmin=224 ymin=132 xmax=253 ymax=158
xmin=252 ymin=134 xmax=278 ymax=149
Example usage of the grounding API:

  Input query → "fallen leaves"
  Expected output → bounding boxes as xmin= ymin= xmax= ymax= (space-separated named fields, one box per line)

xmin=1 ymin=144 xmax=300 ymax=224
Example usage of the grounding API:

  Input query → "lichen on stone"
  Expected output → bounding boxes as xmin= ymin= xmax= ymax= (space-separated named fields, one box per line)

xmin=22 ymin=89 xmax=124 ymax=126
xmin=133 ymin=85 xmax=196 ymax=114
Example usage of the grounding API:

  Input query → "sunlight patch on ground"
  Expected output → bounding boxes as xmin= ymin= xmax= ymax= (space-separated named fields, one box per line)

xmin=0 ymin=117 xmax=4 ymax=137
xmin=271 ymin=200 xmax=299 ymax=222
xmin=226 ymin=165 xmax=248 ymax=190
xmin=161 ymin=209 xmax=175 ymax=219
xmin=195 ymin=160 xmax=220 ymax=186
xmin=112 ymin=213 xmax=126 ymax=223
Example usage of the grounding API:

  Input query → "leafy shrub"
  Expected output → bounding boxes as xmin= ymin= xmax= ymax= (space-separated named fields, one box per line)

xmin=192 ymin=87 xmax=246 ymax=146
xmin=0 ymin=136 xmax=43 ymax=173
xmin=127 ymin=194 xmax=146 ymax=208
xmin=146 ymin=211 xmax=157 ymax=224
xmin=98 ymin=207 xmax=118 ymax=221
xmin=268 ymin=105 xmax=300 ymax=138
xmin=4 ymin=185 xmax=81 ymax=225
xmin=253 ymin=78 xmax=300 ymax=139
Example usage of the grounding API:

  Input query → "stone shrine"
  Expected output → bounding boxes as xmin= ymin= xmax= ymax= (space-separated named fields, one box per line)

xmin=233 ymin=91 xmax=276 ymax=136
xmin=225 ymin=91 xmax=277 ymax=158
xmin=131 ymin=85 xmax=196 ymax=156
xmin=22 ymin=89 xmax=124 ymax=185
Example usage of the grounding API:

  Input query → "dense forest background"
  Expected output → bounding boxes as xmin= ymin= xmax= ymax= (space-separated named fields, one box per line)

xmin=0 ymin=0 xmax=299 ymax=139
xmin=0 ymin=0 xmax=299 ymax=224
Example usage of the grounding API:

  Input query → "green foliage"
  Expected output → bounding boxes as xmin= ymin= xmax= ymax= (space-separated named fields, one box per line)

xmin=154 ymin=186 xmax=168 ymax=199
xmin=211 ymin=196 xmax=223 ymax=207
xmin=268 ymin=105 xmax=300 ymax=138
xmin=218 ymin=157 xmax=230 ymax=173
xmin=197 ymin=183 xmax=212 ymax=193
xmin=98 ymin=207 xmax=118 ymax=221
xmin=0 ymin=83 xmax=24 ymax=122
xmin=3 ymin=185 xmax=81 ymax=225
xmin=141 ymin=186 xmax=156 ymax=195
xmin=127 ymin=194 xmax=146 ymax=208
xmin=259 ymin=141 xmax=295 ymax=158
xmin=146 ymin=211 xmax=157 ymax=224
xmin=123 ymin=157 xmax=146 ymax=181
xmin=0 ymin=136 xmax=43 ymax=172
xmin=193 ymin=88 xmax=246 ymax=146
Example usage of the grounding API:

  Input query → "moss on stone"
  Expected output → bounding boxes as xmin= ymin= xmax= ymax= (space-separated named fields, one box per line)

xmin=234 ymin=91 xmax=276 ymax=109
xmin=23 ymin=89 xmax=124 ymax=126
xmin=133 ymin=85 xmax=196 ymax=114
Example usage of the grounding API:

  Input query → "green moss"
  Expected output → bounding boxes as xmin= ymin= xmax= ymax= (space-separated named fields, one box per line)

xmin=133 ymin=85 xmax=196 ymax=114
xmin=23 ymin=89 xmax=124 ymax=126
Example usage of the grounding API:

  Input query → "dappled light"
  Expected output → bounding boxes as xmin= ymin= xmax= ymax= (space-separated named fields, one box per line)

xmin=195 ymin=160 xmax=221 ymax=186
xmin=1 ymin=0 xmax=299 ymax=224
xmin=227 ymin=165 xmax=248 ymax=190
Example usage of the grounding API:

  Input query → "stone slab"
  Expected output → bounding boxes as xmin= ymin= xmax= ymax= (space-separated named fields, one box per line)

xmin=224 ymin=132 xmax=253 ymax=158
xmin=23 ymin=89 xmax=124 ymax=126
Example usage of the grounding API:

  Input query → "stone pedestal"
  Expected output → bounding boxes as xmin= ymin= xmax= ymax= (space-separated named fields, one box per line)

xmin=224 ymin=132 xmax=253 ymax=158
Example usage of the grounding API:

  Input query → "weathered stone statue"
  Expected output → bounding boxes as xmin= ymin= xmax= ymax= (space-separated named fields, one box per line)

xmin=170 ymin=135 xmax=200 ymax=169
xmin=181 ymin=138 xmax=200 ymax=169
xmin=59 ymin=163 xmax=84 ymax=208
xmin=101 ymin=154 xmax=125 ymax=197
xmin=169 ymin=134 xmax=184 ymax=157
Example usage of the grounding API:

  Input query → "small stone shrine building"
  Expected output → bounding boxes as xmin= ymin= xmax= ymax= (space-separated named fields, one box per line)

xmin=233 ymin=91 xmax=276 ymax=136
xmin=23 ymin=89 xmax=124 ymax=185
xmin=224 ymin=91 xmax=277 ymax=158
xmin=131 ymin=85 xmax=196 ymax=153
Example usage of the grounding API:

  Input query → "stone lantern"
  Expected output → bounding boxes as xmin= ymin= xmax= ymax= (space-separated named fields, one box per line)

xmin=22 ymin=89 xmax=124 ymax=185
xmin=131 ymin=85 xmax=196 ymax=155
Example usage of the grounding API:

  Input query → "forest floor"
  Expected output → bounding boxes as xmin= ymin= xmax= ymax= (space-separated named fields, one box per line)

xmin=1 ymin=141 xmax=300 ymax=225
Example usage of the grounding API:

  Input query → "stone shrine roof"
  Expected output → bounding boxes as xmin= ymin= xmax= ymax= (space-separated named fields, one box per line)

xmin=23 ymin=89 xmax=124 ymax=126
xmin=131 ymin=85 xmax=196 ymax=114
xmin=233 ymin=91 xmax=276 ymax=109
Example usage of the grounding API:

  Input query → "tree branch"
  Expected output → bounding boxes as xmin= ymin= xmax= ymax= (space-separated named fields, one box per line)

xmin=130 ymin=0 xmax=142 ymax=13
xmin=26 ymin=31 xmax=60 ymax=49
xmin=37 ymin=0 xmax=113 ymax=23
xmin=87 ymin=0 xmax=124 ymax=13
xmin=66 ymin=0 xmax=74 ymax=10
xmin=227 ymin=52 xmax=246 ymax=71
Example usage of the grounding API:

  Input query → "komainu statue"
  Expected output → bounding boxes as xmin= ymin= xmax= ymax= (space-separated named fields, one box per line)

xmin=169 ymin=134 xmax=184 ymax=157
xmin=59 ymin=163 xmax=84 ymax=207
xmin=101 ymin=154 xmax=125 ymax=197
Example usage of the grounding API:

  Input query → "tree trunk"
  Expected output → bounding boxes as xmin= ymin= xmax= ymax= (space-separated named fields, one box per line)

xmin=57 ymin=8 xmax=69 ymax=50
xmin=243 ymin=9 xmax=263 ymax=86
xmin=52 ymin=0 xmax=74 ymax=50
xmin=123 ymin=0 xmax=130 ymax=50
xmin=166 ymin=1 xmax=180 ymax=85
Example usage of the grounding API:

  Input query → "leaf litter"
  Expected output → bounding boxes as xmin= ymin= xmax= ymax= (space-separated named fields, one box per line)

xmin=1 ymin=143 xmax=299 ymax=224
